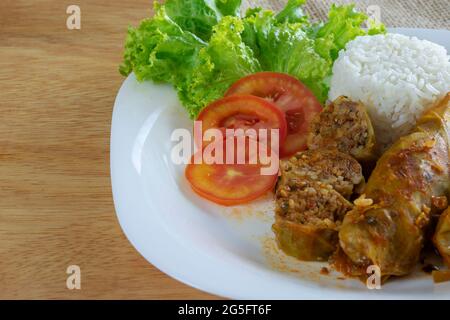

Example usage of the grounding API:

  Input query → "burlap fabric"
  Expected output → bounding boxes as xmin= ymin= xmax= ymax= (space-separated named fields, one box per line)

xmin=245 ymin=0 xmax=450 ymax=29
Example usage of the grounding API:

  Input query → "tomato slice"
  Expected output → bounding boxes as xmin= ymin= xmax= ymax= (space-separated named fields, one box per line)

xmin=225 ymin=72 xmax=323 ymax=158
xmin=196 ymin=95 xmax=287 ymax=152
xmin=185 ymin=137 xmax=278 ymax=206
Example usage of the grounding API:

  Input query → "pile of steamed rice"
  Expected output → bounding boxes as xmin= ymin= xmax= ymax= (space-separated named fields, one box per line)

xmin=329 ymin=33 xmax=450 ymax=150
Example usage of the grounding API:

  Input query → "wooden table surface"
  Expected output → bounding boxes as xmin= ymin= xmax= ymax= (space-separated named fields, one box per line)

xmin=2 ymin=0 xmax=446 ymax=300
xmin=0 ymin=0 xmax=216 ymax=299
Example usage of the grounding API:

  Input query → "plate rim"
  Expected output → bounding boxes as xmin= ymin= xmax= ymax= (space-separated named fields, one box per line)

xmin=111 ymin=28 xmax=450 ymax=299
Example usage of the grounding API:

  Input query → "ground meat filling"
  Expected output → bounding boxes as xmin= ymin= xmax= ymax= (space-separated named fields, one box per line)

xmin=275 ymin=150 xmax=363 ymax=229
xmin=280 ymin=150 xmax=364 ymax=199
xmin=276 ymin=179 xmax=352 ymax=228
xmin=308 ymin=96 xmax=372 ymax=158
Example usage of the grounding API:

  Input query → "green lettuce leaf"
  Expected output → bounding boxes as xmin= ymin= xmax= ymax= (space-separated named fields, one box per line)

xmin=164 ymin=0 xmax=222 ymax=41
xmin=314 ymin=4 xmax=386 ymax=61
xmin=178 ymin=16 xmax=261 ymax=118
xmin=275 ymin=0 xmax=308 ymax=24
xmin=215 ymin=0 xmax=242 ymax=16
xmin=120 ymin=1 xmax=386 ymax=117
xmin=119 ymin=3 xmax=206 ymax=84
xmin=164 ymin=0 xmax=242 ymax=41
xmin=242 ymin=10 xmax=330 ymax=102
xmin=242 ymin=3 xmax=385 ymax=102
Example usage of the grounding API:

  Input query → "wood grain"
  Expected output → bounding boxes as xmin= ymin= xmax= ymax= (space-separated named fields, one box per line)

xmin=0 ymin=0 xmax=216 ymax=299
xmin=1 ymin=0 xmax=446 ymax=300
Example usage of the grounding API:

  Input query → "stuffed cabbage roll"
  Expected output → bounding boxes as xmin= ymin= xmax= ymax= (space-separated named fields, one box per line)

xmin=434 ymin=207 xmax=450 ymax=268
xmin=308 ymin=96 xmax=376 ymax=161
xmin=338 ymin=93 xmax=450 ymax=276
xmin=273 ymin=150 xmax=363 ymax=261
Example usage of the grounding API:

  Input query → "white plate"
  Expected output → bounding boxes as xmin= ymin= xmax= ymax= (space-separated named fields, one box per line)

xmin=111 ymin=28 xmax=450 ymax=299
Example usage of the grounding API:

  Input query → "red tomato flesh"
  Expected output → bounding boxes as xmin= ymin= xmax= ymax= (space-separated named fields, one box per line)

xmin=185 ymin=137 xmax=278 ymax=206
xmin=225 ymin=72 xmax=322 ymax=158
xmin=196 ymin=94 xmax=287 ymax=151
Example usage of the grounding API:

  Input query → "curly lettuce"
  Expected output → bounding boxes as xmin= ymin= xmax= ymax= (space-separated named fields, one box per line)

xmin=275 ymin=0 xmax=308 ymax=24
xmin=120 ymin=4 xmax=259 ymax=118
xmin=242 ymin=9 xmax=330 ymax=102
xmin=164 ymin=0 xmax=242 ymax=41
xmin=120 ymin=0 xmax=385 ymax=118
xmin=216 ymin=0 xmax=242 ymax=16
xmin=241 ymin=3 xmax=385 ymax=102
xmin=119 ymin=3 xmax=206 ymax=84
xmin=178 ymin=17 xmax=261 ymax=118
xmin=313 ymin=4 xmax=386 ymax=61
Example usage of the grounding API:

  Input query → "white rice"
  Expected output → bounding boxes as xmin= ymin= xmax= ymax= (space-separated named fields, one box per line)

xmin=329 ymin=33 xmax=450 ymax=149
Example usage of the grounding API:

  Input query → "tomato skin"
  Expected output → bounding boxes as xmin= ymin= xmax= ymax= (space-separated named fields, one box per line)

xmin=196 ymin=94 xmax=287 ymax=149
xmin=186 ymin=168 xmax=277 ymax=206
xmin=185 ymin=137 xmax=279 ymax=206
xmin=225 ymin=72 xmax=323 ymax=158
